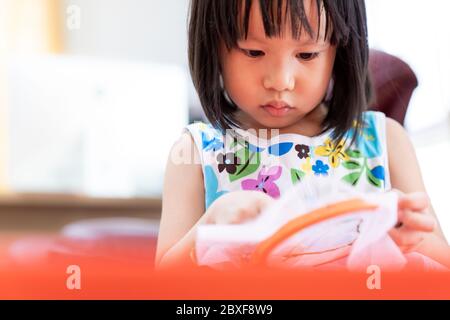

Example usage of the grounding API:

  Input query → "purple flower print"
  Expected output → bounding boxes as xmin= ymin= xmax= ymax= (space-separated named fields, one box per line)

xmin=241 ymin=166 xmax=282 ymax=198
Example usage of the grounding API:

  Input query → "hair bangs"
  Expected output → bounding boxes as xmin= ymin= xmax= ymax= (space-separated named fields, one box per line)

xmin=189 ymin=0 xmax=371 ymax=143
xmin=215 ymin=0 xmax=347 ymax=49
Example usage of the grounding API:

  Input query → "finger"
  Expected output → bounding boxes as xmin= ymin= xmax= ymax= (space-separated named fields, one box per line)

xmin=232 ymin=207 xmax=260 ymax=224
xmin=396 ymin=244 xmax=416 ymax=254
xmin=401 ymin=210 xmax=435 ymax=232
xmin=255 ymin=194 xmax=277 ymax=211
xmin=389 ymin=227 xmax=425 ymax=248
xmin=234 ymin=194 xmax=276 ymax=223
xmin=398 ymin=192 xmax=430 ymax=211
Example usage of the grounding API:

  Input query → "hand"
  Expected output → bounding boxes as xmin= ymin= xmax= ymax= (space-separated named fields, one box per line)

xmin=205 ymin=190 xmax=276 ymax=225
xmin=388 ymin=190 xmax=436 ymax=253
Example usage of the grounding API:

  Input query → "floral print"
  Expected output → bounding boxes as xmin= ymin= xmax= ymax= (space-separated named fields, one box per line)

xmin=295 ymin=144 xmax=310 ymax=159
xmin=345 ymin=116 xmax=382 ymax=158
xmin=186 ymin=111 xmax=389 ymax=209
xmin=204 ymin=165 xmax=228 ymax=208
xmin=341 ymin=151 xmax=386 ymax=188
xmin=315 ymin=138 xmax=349 ymax=168
xmin=312 ymin=160 xmax=330 ymax=176
xmin=241 ymin=166 xmax=282 ymax=198
xmin=301 ymin=157 xmax=313 ymax=175
xmin=217 ymin=152 xmax=241 ymax=174
xmin=201 ymin=130 xmax=224 ymax=151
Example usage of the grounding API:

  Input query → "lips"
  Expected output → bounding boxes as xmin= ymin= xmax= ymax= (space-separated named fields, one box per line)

xmin=261 ymin=100 xmax=293 ymax=117
xmin=264 ymin=100 xmax=292 ymax=109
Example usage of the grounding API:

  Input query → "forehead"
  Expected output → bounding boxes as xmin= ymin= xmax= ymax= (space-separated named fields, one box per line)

xmin=242 ymin=0 xmax=329 ymax=43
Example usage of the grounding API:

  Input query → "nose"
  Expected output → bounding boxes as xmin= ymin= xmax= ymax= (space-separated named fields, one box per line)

xmin=263 ymin=58 xmax=296 ymax=92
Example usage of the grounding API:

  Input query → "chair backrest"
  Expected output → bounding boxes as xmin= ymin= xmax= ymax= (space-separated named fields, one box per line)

xmin=368 ymin=49 xmax=419 ymax=125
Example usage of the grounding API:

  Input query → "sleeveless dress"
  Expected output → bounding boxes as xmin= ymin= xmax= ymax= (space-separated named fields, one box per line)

xmin=186 ymin=111 xmax=448 ymax=271
xmin=185 ymin=111 xmax=391 ymax=210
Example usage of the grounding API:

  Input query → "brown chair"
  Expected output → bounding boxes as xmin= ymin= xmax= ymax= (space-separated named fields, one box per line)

xmin=368 ymin=49 xmax=419 ymax=125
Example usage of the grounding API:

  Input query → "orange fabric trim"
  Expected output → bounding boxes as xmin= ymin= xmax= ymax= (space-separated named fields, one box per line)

xmin=250 ymin=198 xmax=379 ymax=265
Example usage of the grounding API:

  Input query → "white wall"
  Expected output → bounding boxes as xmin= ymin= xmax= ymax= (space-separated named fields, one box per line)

xmin=366 ymin=0 xmax=450 ymax=132
xmin=61 ymin=0 xmax=202 ymax=116
xmin=62 ymin=0 xmax=190 ymax=67
xmin=366 ymin=0 xmax=450 ymax=238
xmin=6 ymin=1 xmax=192 ymax=197
xmin=60 ymin=0 xmax=450 ymax=131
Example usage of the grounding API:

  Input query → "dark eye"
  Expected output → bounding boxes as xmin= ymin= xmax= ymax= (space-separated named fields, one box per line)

xmin=241 ymin=49 xmax=265 ymax=58
xmin=297 ymin=52 xmax=319 ymax=61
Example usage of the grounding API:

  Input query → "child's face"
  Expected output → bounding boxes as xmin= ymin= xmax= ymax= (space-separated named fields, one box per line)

xmin=220 ymin=0 xmax=336 ymax=132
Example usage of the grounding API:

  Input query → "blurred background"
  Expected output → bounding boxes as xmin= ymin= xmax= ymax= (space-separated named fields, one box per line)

xmin=0 ymin=0 xmax=449 ymax=242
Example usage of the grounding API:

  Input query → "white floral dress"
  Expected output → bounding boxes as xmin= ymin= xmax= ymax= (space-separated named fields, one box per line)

xmin=185 ymin=111 xmax=391 ymax=210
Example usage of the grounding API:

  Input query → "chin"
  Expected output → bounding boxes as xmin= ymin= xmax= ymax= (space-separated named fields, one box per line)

xmin=256 ymin=117 xmax=297 ymax=130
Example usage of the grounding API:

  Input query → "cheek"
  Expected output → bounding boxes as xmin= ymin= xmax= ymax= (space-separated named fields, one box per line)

xmin=222 ymin=60 xmax=260 ymax=103
xmin=296 ymin=59 xmax=334 ymax=96
xmin=225 ymin=78 xmax=259 ymax=108
xmin=296 ymin=70 xmax=330 ymax=97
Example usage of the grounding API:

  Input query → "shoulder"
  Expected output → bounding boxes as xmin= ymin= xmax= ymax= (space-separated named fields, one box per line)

xmin=175 ymin=129 xmax=197 ymax=149
xmin=385 ymin=116 xmax=404 ymax=134
xmin=385 ymin=117 xmax=417 ymax=169
xmin=166 ymin=130 xmax=202 ymax=172
xmin=385 ymin=116 xmax=414 ymax=161
xmin=360 ymin=111 xmax=404 ymax=147
xmin=384 ymin=117 xmax=426 ymax=192
xmin=162 ymin=132 xmax=205 ymax=231
xmin=361 ymin=110 xmax=386 ymax=125
xmin=163 ymin=126 xmax=206 ymax=195
xmin=185 ymin=121 xmax=222 ymax=139
xmin=359 ymin=111 xmax=389 ymax=138
xmin=385 ymin=117 xmax=412 ymax=148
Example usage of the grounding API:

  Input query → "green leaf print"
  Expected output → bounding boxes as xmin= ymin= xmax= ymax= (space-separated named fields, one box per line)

xmin=290 ymin=169 xmax=305 ymax=185
xmin=346 ymin=149 xmax=363 ymax=159
xmin=342 ymin=160 xmax=361 ymax=170
xmin=229 ymin=148 xmax=261 ymax=182
xmin=342 ymin=172 xmax=361 ymax=186
xmin=366 ymin=168 xmax=382 ymax=188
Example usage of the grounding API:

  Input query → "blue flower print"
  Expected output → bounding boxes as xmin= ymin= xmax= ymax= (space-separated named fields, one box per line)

xmin=204 ymin=165 xmax=228 ymax=209
xmin=201 ymin=131 xmax=224 ymax=152
xmin=345 ymin=112 xmax=382 ymax=158
xmin=312 ymin=160 xmax=329 ymax=176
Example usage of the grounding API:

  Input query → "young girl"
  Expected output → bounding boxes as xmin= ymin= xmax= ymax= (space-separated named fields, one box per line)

xmin=156 ymin=0 xmax=450 ymax=269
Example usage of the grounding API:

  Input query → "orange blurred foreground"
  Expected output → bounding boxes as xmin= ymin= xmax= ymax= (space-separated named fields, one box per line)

xmin=1 ymin=256 xmax=449 ymax=300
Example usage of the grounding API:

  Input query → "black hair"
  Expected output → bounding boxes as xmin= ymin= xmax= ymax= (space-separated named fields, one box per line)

xmin=188 ymin=0 xmax=372 ymax=144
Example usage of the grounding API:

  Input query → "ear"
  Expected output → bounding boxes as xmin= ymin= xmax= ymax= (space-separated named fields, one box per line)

xmin=220 ymin=75 xmax=234 ymax=105
xmin=219 ymin=73 xmax=224 ymax=89
xmin=324 ymin=77 xmax=335 ymax=102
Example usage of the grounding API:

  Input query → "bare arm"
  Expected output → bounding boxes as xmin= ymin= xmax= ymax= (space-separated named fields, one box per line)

xmin=155 ymin=132 xmax=206 ymax=269
xmin=155 ymin=132 xmax=276 ymax=269
xmin=386 ymin=118 xmax=450 ymax=267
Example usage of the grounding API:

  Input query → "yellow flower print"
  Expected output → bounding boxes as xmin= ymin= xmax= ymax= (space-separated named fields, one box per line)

xmin=301 ymin=157 xmax=313 ymax=175
xmin=198 ymin=122 xmax=208 ymax=131
xmin=314 ymin=138 xmax=349 ymax=168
